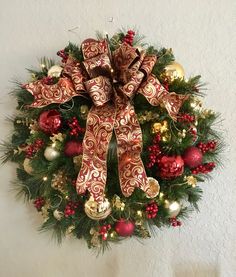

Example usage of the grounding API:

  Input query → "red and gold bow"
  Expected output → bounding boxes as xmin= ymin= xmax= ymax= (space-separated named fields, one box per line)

xmin=25 ymin=39 xmax=188 ymax=203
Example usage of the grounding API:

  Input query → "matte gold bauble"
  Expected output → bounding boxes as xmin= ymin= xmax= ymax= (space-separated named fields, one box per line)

xmin=84 ymin=197 xmax=111 ymax=220
xmin=44 ymin=146 xmax=60 ymax=161
xmin=23 ymin=158 xmax=33 ymax=174
xmin=146 ymin=177 xmax=160 ymax=198
xmin=164 ymin=62 xmax=185 ymax=81
xmin=164 ymin=200 xmax=181 ymax=218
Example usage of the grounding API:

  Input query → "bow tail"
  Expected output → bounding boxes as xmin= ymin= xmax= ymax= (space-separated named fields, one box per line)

xmin=76 ymin=104 xmax=116 ymax=204
xmin=139 ymin=74 xmax=188 ymax=121
xmin=114 ymin=90 xmax=153 ymax=197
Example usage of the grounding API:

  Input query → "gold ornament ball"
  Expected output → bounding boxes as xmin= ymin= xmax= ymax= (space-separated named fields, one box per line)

xmin=146 ymin=177 xmax=160 ymax=198
xmin=84 ymin=196 xmax=111 ymax=220
xmin=164 ymin=200 xmax=181 ymax=218
xmin=44 ymin=146 xmax=60 ymax=161
xmin=23 ymin=158 xmax=33 ymax=174
xmin=47 ymin=65 xmax=63 ymax=78
xmin=164 ymin=62 xmax=185 ymax=81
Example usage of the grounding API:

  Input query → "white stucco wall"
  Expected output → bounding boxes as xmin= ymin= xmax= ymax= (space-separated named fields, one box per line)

xmin=0 ymin=1 xmax=235 ymax=276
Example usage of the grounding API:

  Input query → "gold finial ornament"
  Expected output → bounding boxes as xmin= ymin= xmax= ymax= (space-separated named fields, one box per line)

xmin=84 ymin=196 xmax=111 ymax=220
xmin=146 ymin=177 xmax=160 ymax=198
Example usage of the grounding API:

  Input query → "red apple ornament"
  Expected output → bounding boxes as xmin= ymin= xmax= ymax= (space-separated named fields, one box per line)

xmin=114 ymin=219 xmax=135 ymax=237
xmin=182 ymin=146 xmax=203 ymax=168
xmin=64 ymin=140 xmax=83 ymax=157
xmin=38 ymin=110 xmax=61 ymax=134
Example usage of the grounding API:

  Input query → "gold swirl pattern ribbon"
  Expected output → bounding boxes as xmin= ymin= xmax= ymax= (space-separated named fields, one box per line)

xmin=25 ymin=38 xmax=188 ymax=203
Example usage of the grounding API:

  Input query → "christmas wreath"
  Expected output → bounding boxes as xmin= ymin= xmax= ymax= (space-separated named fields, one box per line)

xmin=1 ymin=30 xmax=222 ymax=252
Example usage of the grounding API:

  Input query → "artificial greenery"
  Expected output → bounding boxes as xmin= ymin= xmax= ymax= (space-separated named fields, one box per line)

xmin=0 ymin=30 xmax=222 ymax=253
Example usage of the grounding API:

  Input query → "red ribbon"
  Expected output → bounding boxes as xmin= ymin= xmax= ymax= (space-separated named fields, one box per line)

xmin=75 ymin=39 xmax=188 ymax=203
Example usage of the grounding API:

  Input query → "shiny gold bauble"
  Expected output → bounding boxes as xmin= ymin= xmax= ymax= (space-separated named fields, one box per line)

xmin=84 ymin=196 xmax=111 ymax=220
xmin=23 ymin=158 xmax=33 ymax=174
xmin=47 ymin=65 xmax=63 ymax=78
xmin=164 ymin=200 xmax=181 ymax=218
xmin=164 ymin=62 xmax=185 ymax=81
xmin=146 ymin=177 xmax=160 ymax=198
xmin=44 ymin=146 xmax=60 ymax=161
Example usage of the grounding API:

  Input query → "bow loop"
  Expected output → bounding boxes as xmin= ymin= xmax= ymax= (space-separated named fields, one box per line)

xmin=139 ymin=55 xmax=157 ymax=78
xmin=81 ymin=39 xmax=109 ymax=59
xmin=84 ymin=76 xmax=113 ymax=107
xmin=63 ymin=56 xmax=86 ymax=92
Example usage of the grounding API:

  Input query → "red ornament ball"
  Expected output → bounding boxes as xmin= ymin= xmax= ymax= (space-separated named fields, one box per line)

xmin=64 ymin=140 xmax=83 ymax=157
xmin=38 ymin=110 xmax=61 ymax=134
xmin=114 ymin=219 xmax=135 ymax=237
xmin=158 ymin=155 xmax=184 ymax=179
xmin=182 ymin=146 xmax=203 ymax=168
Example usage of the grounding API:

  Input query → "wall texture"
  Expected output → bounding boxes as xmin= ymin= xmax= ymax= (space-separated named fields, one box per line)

xmin=0 ymin=1 xmax=235 ymax=276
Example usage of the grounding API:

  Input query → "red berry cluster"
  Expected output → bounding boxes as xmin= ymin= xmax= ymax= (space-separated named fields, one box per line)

xmin=64 ymin=201 xmax=80 ymax=217
xmin=33 ymin=197 xmax=45 ymax=211
xmin=99 ymin=224 xmax=111 ymax=240
xmin=145 ymin=202 xmax=158 ymax=219
xmin=68 ymin=117 xmax=85 ymax=136
xmin=178 ymin=113 xmax=195 ymax=123
xmin=57 ymin=49 xmax=68 ymax=63
xmin=26 ymin=139 xmax=44 ymax=158
xmin=42 ymin=76 xmax=54 ymax=85
xmin=147 ymin=134 xmax=161 ymax=168
xmin=123 ymin=30 xmax=135 ymax=46
xmin=197 ymin=140 xmax=217 ymax=154
xmin=191 ymin=162 xmax=215 ymax=175
xmin=170 ymin=217 xmax=182 ymax=227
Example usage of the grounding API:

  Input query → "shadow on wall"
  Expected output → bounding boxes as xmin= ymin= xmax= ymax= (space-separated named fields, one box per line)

xmin=174 ymin=263 xmax=220 ymax=277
